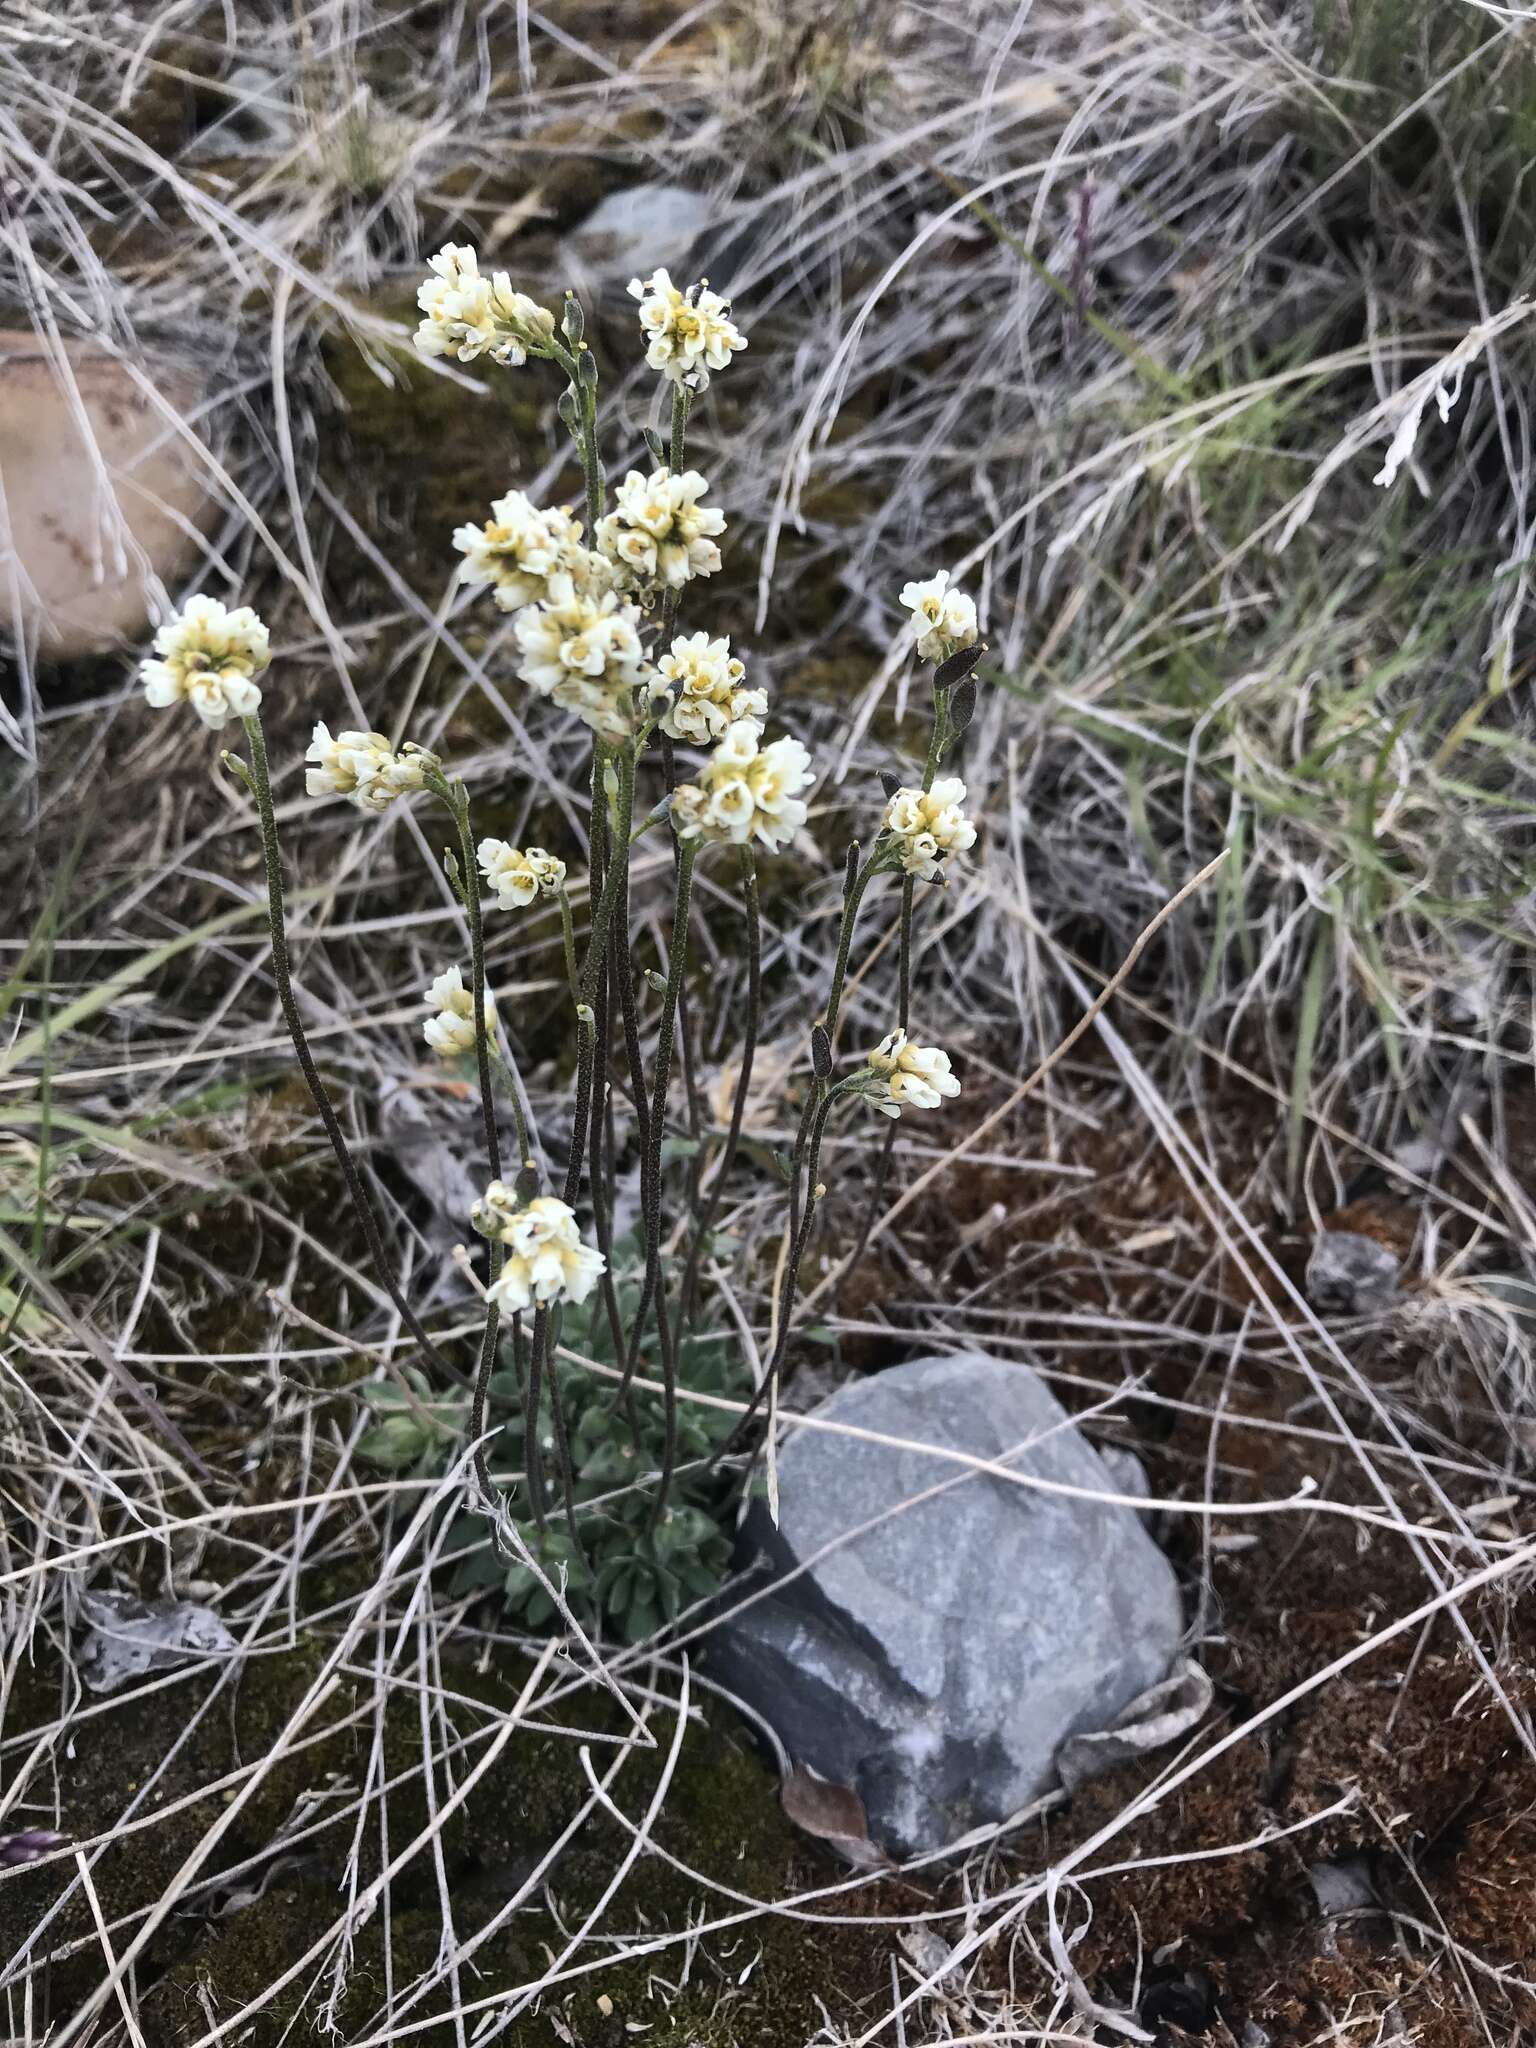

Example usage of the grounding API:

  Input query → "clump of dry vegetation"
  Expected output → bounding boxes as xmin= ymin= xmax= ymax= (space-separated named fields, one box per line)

xmin=4 ymin=2 xmax=1536 ymax=2044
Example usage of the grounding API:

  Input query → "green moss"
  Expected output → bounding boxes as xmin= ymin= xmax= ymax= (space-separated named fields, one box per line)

xmin=7 ymin=1615 xmax=894 ymax=2047
xmin=320 ymin=304 xmax=554 ymax=554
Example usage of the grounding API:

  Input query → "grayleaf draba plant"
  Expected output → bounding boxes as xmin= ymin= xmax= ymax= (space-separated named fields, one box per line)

xmin=138 ymin=246 xmax=984 ymax=1611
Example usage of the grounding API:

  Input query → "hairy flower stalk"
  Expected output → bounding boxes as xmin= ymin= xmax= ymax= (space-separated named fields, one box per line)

xmin=680 ymin=842 xmax=761 ymax=1331
xmin=623 ymin=836 xmax=698 ymax=1522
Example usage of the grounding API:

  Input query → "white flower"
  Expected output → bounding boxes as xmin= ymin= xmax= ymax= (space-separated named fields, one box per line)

xmin=414 ymin=244 xmax=556 ymax=366
xmin=882 ymin=777 xmax=977 ymax=880
xmin=866 ymin=1028 xmax=961 ymax=1118
xmin=477 ymin=839 xmax=566 ymax=910
xmin=305 ymin=725 xmax=437 ymax=813
xmin=469 ymin=1178 xmax=522 ymax=1241
xmin=670 ymin=721 xmax=814 ymax=855
xmin=482 ymin=1193 xmax=606 ymax=1313
xmin=422 ymin=965 xmax=497 ymax=1057
xmin=898 ymin=570 xmax=979 ymax=666
xmin=139 ymin=594 xmax=270 ymax=730
xmin=627 ymin=269 xmax=746 ymax=390
xmin=513 ymin=571 xmax=647 ymax=740
xmin=595 ymin=468 xmax=725 ymax=590
xmin=453 ymin=493 xmax=590 ymax=614
xmin=647 ymin=632 xmax=765 ymax=745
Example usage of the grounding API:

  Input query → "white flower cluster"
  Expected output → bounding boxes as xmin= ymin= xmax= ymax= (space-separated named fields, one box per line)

xmin=512 ymin=573 xmax=647 ymax=741
xmin=477 ymin=839 xmax=566 ymax=910
xmin=670 ymin=721 xmax=814 ymax=855
xmin=882 ymin=777 xmax=977 ymax=880
xmin=453 ymin=492 xmax=590 ymax=613
xmin=422 ymin=966 xmax=497 ymax=1058
xmin=647 ymin=632 xmax=765 ymax=745
xmin=866 ymin=1029 xmax=961 ymax=1118
xmin=899 ymin=570 xmax=979 ymax=666
xmin=139 ymin=595 xmax=271 ymax=730
xmin=306 ymin=724 xmax=437 ymax=814
xmin=414 ymin=244 xmax=556 ymax=367
xmin=628 ymin=269 xmax=746 ymax=390
xmin=473 ymin=1187 xmax=607 ymax=1313
xmin=595 ymin=467 xmax=725 ymax=591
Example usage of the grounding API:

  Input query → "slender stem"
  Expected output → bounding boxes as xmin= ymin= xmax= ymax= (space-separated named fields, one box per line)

xmin=576 ymin=748 xmax=636 ymax=1004
xmin=579 ymin=375 xmax=606 ymax=534
xmin=659 ymin=388 xmax=692 ymax=641
xmin=562 ymin=752 xmax=635 ymax=1217
xmin=607 ymin=822 xmax=651 ymax=1162
xmin=617 ymin=837 xmax=697 ymax=1517
xmin=540 ymin=1306 xmax=581 ymax=1541
xmin=679 ymin=844 xmax=759 ymax=1334
xmin=897 ymin=876 xmax=915 ymax=1032
xmin=557 ymin=888 xmax=580 ymax=1004
xmin=822 ymin=857 xmax=878 ymax=1048
xmin=433 ymin=774 xmax=506 ymax=1498
xmin=522 ymin=1305 xmax=549 ymax=1531
xmin=583 ymin=796 xmax=628 ymax=1367
xmin=487 ymin=1045 xmax=531 ymax=1163
xmin=668 ymin=385 xmax=691 ymax=473
xmin=922 ymin=689 xmax=951 ymax=792
xmin=550 ymin=334 xmax=606 ymax=532
xmin=238 ymin=715 xmax=460 ymax=1383
xmin=714 ymin=1079 xmax=856 ymax=1467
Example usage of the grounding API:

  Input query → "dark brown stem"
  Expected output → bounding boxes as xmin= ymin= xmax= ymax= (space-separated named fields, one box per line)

xmin=239 ymin=716 xmax=462 ymax=1385
xmin=679 ymin=843 xmax=759 ymax=1334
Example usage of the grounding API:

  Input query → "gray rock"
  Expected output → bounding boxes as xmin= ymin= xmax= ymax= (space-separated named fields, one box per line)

xmin=1306 ymin=1230 xmax=1401 ymax=1314
xmin=709 ymin=1352 xmax=1185 ymax=1856
xmin=559 ymin=184 xmax=722 ymax=294
xmin=77 ymin=1590 xmax=235 ymax=1695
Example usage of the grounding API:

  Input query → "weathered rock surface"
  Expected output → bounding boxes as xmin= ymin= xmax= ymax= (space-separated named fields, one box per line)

xmin=0 ymin=334 xmax=215 ymax=658
xmin=1306 ymin=1229 xmax=1402 ymax=1314
xmin=710 ymin=1352 xmax=1186 ymax=1855
xmin=559 ymin=182 xmax=720 ymax=292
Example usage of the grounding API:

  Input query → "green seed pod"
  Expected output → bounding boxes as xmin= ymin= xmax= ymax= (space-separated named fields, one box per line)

xmin=934 ymin=642 xmax=984 ymax=693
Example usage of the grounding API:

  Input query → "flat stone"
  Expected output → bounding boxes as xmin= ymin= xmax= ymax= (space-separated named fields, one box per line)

xmin=709 ymin=1352 xmax=1185 ymax=1856
xmin=559 ymin=183 xmax=720 ymax=292
xmin=1306 ymin=1230 xmax=1402 ymax=1314
xmin=0 ymin=334 xmax=215 ymax=659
